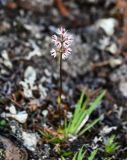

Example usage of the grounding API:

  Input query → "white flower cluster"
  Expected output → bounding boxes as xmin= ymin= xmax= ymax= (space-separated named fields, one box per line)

xmin=50 ymin=27 xmax=73 ymax=59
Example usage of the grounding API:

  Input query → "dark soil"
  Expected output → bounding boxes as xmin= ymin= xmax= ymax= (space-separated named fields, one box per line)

xmin=0 ymin=0 xmax=127 ymax=160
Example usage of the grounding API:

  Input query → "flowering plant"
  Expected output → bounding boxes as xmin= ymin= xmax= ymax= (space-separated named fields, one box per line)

xmin=51 ymin=27 xmax=73 ymax=59
xmin=51 ymin=27 xmax=73 ymax=112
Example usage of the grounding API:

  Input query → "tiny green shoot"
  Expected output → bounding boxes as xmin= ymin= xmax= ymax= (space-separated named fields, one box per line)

xmin=61 ymin=146 xmax=85 ymax=160
xmin=105 ymin=135 xmax=119 ymax=154
xmin=72 ymin=146 xmax=86 ymax=160
xmin=61 ymin=147 xmax=98 ymax=160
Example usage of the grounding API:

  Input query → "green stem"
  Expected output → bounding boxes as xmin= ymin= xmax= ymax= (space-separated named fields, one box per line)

xmin=58 ymin=52 xmax=62 ymax=113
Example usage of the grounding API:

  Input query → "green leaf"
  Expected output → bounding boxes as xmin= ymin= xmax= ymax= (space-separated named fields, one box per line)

xmin=73 ymin=146 xmax=85 ymax=160
xmin=61 ymin=156 xmax=66 ymax=160
xmin=78 ymin=117 xmax=100 ymax=136
xmin=87 ymin=90 xmax=106 ymax=116
xmin=64 ymin=90 xmax=105 ymax=138
xmin=88 ymin=149 xmax=98 ymax=160
xmin=105 ymin=135 xmax=119 ymax=154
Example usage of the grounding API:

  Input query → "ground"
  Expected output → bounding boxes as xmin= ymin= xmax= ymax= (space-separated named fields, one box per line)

xmin=0 ymin=0 xmax=127 ymax=160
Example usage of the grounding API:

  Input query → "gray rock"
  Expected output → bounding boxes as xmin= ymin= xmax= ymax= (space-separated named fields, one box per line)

xmin=0 ymin=135 xmax=28 ymax=160
xmin=17 ymin=0 xmax=53 ymax=13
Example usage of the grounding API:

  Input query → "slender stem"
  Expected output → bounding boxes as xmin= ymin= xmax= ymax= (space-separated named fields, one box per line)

xmin=58 ymin=52 xmax=62 ymax=113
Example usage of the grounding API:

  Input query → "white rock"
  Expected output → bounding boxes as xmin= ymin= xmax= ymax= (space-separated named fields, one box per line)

xmin=119 ymin=80 xmax=127 ymax=97
xmin=13 ymin=111 xmax=28 ymax=123
xmin=1 ymin=69 xmax=9 ymax=75
xmin=99 ymin=37 xmax=110 ymax=50
xmin=100 ymin=126 xmax=117 ymax=136
xmin=1 ymin=111 xmax=28 ymax=123
xmin=44 ymin=68 xmax=51 ymax=77
xmin=20 ymin=66 xmax=37 ymax=98
xmin=95 ymin=18 xmax=118 ymax=36
xmin=19 ymin=81 xmax=33 ymax=98
xmin=2 ymin=50 xmax=9 ymax=59
xmin=109 ymin=58 xmax=122 ymax=68
xmin=1 ymin=50 xmax=13 ymax=69
xmin=66 ymin=111 xmax=73 ymax=119
xmin=38 ymin=84 xmax=47 ymax=99
xmin=106 ymin=43 xmax=118 ymax=54
xmin=9 ymin=104 xmax=17 ymax=114
xmin=26 ymin=40 xmax=42 ymax=59
xmin=93 ymin=136 xmax=102 ymax=144
xmin=24 ymin=66 xmax=36 ymax=86
xmin=22 ymin=132 xmax=38 ymax=151
xmin=42 ymin=110 xmax=48 ymax=117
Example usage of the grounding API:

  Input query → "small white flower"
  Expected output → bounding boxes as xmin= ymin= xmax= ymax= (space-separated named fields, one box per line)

xmin=63 ymin=41 xmax=70 ymax=48
xmin=57 ymin=27 xmax=66 ymax=36
xmin=62 ymin=54 xmax=67 ymax=60
xmin=55 ymin=41 xmax=61 ymax=48
xmin=52 ymin=35 xmax=61 ymax=48
xmin=50 ymin=48 xmax=57 ymax=57
xmin=52 ymin=35 xmax=57 ymax=42
xmin=63 ymin=48 xmax=72 ymax=59
xmin=66 ymin=48 xmax=72 ymax=53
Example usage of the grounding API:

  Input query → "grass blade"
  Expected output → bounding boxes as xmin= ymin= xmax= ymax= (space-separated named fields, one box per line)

xmin=78 ymin=117 xmax=100 ymax=136
xmin=88 ymin=149 xmax=98 ymax=160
